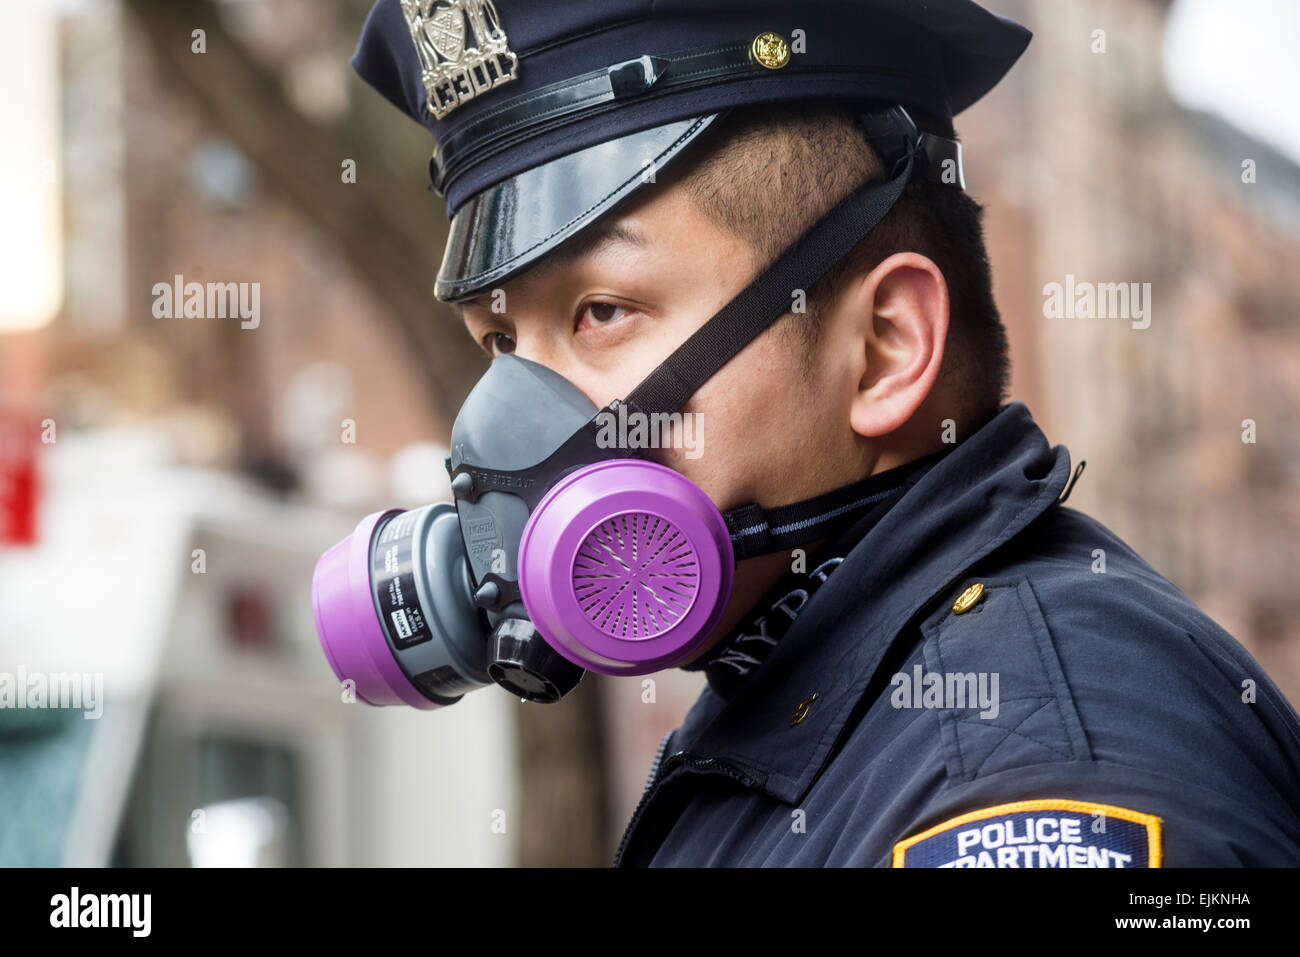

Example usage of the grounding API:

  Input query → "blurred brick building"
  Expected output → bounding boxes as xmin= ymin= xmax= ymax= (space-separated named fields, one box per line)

xmin=970 ymin=0 xmax=1300 ymax=705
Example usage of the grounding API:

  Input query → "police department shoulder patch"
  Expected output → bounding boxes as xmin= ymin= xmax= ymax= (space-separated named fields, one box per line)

xmin=892 ymin=799 xmax=1161 ymax=868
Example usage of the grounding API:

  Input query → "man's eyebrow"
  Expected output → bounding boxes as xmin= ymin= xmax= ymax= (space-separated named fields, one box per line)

xmin=453 ymin=219 xmax=646 ymax=318
xmin=546 ymin=218 xmax=647 ymax=269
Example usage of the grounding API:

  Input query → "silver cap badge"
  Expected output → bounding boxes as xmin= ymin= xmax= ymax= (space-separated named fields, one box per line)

xmin=400 ymin=0 xmax=519 ymax=119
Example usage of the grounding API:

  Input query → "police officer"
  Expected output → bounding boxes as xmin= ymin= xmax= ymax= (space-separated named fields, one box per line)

xmin=349 ymin=0 xmax=1300 ymax=866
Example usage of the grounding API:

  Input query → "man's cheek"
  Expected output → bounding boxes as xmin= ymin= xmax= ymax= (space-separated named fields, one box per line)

xmin=652 ymin=442 xmax=704 ymax=476
xmin=653 ymin=444 xmax=731 ymax=507
xmin=661 ymin=410 xmax=706 ymax=460
xmin=683 ymin=412 xmax=704 ymax=459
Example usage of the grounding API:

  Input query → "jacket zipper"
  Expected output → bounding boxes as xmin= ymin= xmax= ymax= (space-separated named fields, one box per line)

xmin=613 ymin=734 xmax=755 ymax=867
xmin=641 ymin=730 xmax=675 ymax=803
xmin=613 ymin=729 xmax=673 ymax=867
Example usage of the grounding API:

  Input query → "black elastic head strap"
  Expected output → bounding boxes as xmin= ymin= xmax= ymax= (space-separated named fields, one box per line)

xmin=724 ymin=447 xmax=950 ymax=559
xmin=624 ymin=134 xmax=918 ymax=418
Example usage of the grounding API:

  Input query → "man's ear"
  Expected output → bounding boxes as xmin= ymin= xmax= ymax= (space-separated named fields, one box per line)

xmin=841 ymin=252 xmax=949 ymax=439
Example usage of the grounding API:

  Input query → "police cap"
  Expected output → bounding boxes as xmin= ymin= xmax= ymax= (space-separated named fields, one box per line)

xmin=351 ymin=0 xmax=1031 ymax=302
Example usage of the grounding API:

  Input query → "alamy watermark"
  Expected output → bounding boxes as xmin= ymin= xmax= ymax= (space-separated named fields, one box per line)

xmin=152 ymin=273 xmax=260 ymax=329
xmin=1042 ymin=274 xmax=1151 ymax=330
xmin=50 ymin=887 xmax=150 ymax=937
xmin=0 ymin=666 xmax=103 ymax=719
xmin=594 ymin=405 xmax=703 ymax=459
xmin=890 ymin=665 xmax=1000 ymax=719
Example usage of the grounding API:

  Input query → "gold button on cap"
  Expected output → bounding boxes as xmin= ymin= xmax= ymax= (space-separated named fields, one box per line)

xmin=952 ymin=582 xmax=986 ymax=614
xmin=750 ymin=31 xmax=791 ymax=70
xmin=790 ymin=692 xmax=819 ymax=726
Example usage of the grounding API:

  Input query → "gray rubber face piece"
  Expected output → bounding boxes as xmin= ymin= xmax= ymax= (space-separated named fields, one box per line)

xmin=448 ymin=354 xmax=599 ymax=620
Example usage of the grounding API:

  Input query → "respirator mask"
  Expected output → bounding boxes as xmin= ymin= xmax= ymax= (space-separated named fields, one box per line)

xmin=311 ymin=107 xmax=956 ymax=708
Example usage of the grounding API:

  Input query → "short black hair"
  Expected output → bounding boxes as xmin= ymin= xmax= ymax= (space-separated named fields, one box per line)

xmin=671 ymin=101 xmax=1011 ymax=426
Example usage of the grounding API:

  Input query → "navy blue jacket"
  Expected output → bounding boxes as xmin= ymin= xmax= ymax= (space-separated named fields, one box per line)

xmin=614 ymin=402 xmax=1300 ymax=867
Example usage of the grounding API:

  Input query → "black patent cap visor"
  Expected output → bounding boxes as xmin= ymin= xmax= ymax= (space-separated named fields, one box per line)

xmin=435 ymin=114 xmax=720 ymax=303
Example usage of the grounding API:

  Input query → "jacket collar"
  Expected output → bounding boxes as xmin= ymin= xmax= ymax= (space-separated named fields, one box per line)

xmin=669 ymin=401 xmax=1073 ymax=804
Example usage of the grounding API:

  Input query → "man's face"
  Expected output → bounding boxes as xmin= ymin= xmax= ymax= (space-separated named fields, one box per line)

xmin=455 ymin=175 xmax=856 ymax=518
xmin=453 ymin=170 xmax=890 ymax=652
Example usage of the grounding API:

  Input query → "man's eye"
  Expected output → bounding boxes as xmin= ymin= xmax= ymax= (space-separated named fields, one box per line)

xmin=482 ymin=331 xmax=515 ymax=357
xmin=578 ymin=301 xmax=633 ymax=329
